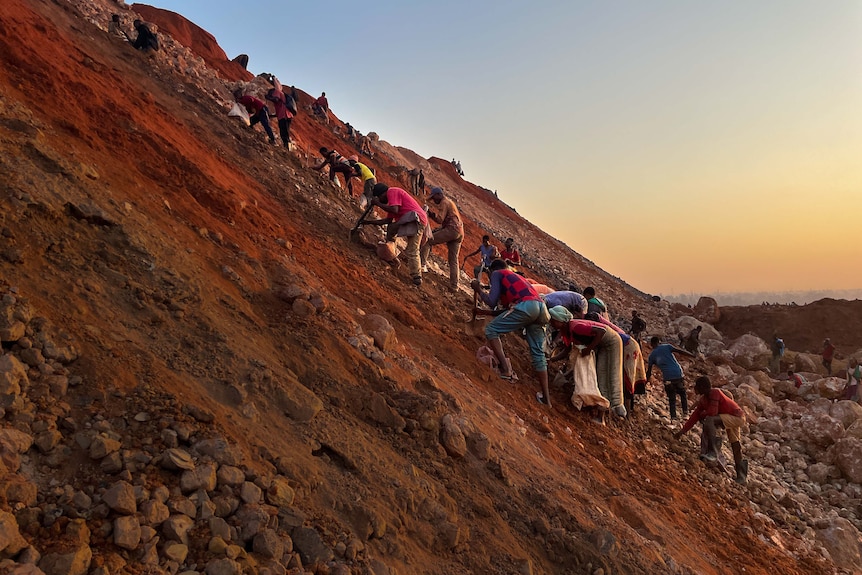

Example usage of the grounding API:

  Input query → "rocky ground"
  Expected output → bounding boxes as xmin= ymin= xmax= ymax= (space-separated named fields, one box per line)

xmin=0 ymin=0 xmax=861 ymax=574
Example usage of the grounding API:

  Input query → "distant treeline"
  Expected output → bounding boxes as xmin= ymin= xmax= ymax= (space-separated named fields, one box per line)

xmin=663 ymin=289 xmax=862 ymax=307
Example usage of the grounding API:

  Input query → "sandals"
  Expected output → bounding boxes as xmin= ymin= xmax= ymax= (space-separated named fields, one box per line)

xmin=499 ymin=372 xmax=518 ymax=381
xmin=535 ymin=392 xmax=549 ymax=405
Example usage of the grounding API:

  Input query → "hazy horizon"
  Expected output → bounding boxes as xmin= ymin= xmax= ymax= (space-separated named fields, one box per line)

xmin=661 ymin=288 xmax=862 ymax=307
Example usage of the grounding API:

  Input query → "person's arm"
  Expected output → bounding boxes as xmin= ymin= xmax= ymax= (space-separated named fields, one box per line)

xmin=674 ymin=405 xmax=702 ymax=438
xmin=462 ymin=247 xmax=480 ymax=262
xmin=427 ymin=206 xmax=444 ymax=225
xmin=548 ymin=343 xmax=572 ymax=363
xmin=580 ymin=326 xmax=607 ymax=357
xmin=473 ymin=272 xmax=503 ymax=307
xmin=671 ymin=346 xmax=695 ymax=358
xmin=371 ymin=196 xmax=399 ymax=216
xmin=646 ymin=357 xmax=655 ymax=380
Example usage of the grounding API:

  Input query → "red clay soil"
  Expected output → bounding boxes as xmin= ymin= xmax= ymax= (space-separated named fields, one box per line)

xmin=0 ymin=0 xmax=844 ymax=573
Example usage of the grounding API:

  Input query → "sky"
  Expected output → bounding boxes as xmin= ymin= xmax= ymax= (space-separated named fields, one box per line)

xmin=151 ymin=0 xmax=862 ymax=297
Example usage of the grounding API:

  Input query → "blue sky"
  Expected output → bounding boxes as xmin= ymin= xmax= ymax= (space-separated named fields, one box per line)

xmin=151 ymin=0 xmax=862 ymax=296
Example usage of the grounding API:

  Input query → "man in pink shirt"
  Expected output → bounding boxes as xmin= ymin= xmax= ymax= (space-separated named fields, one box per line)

xmin=674 ymin=376 xmax=748 ymax=484
xmin=364 ymin=183 xmax=428 ymax=286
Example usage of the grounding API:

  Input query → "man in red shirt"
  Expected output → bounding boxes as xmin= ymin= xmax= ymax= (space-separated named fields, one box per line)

xmin=472 ymin=259 xmax=551 ymax=407
xmin=313 ymin=92 xmax=329 ymax=124
xmin=674 ymin=376 xmax=748 ymax=484
xmin=234 ymin=90 xmax=276 ymax=144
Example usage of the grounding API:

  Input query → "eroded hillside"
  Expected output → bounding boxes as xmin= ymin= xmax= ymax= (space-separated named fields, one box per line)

xmin=0 ymin=0 xmax=858 ymax=574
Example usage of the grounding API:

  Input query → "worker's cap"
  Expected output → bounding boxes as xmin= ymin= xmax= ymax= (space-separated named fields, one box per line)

xmin=372 ymin=183 xmax=389 ymax=197
xmin=429 ymin=187 xmax=443 ymax=197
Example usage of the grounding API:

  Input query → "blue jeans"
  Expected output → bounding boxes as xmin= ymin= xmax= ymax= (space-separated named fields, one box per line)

xmin=485 ymin=300 xmax=548 ymax=371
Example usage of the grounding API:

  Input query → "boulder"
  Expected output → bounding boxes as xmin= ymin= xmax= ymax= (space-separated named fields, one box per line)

xmin=692 ymin=296 xmax=721 ymax=324
xmin=0 ymin=511 xmax=27 ymax=557
xmin=266 ymin=476 xmax=295 ymax=508
xmin=180 ymin=462 xmax=218 ymax=493
xmin=205 ymin=558 xmax=242 ymax=575
xmin=362 ymin=393 xmax=406 ymax=431
xmin=363 ymin=315 xmax=397 ymax=351
xmin=252 ymin=529 xmax=284 ymax=559
xmin=815 ymin=377 xmax=847 ymax=401
xmin=292 ymin=527 xmax=334 ymax=566
xmin=833 ymin=438 xmax=862 ymax=483
xmin=113 ymin=516 xmax=141 ymax=550
xmin=733 ymin=384 xmax=772 ymax=414
xmin=274 ymin=284 xmax=308 ymax=304
xmin=726 ymin=338 xmax=770 ymax=371
xmin=0 ymin=355 xmax=27 ymax=409
xmin=39 ymin=546 xmax=92 ymax=575
xmin=830 ymin=401 xmax=862 ymax=429
xmin=274 ymin=373 xmax=323 ymax=423
xmin=163 ymin=515 xmax=195 ymax=545
xmin=103 ymin=481 xmax=136 ymax=515
xmin=691 ymin=296 xmax=721 ymax=325
xmin=801 ymin=413 xmax=844 ymax=447
xmin=794 ymin=353 xmax=819 ymax=374
xmin=439 ymin=414 xmax=467 ymax=458
xmin=815 ymin=517 xmax=862 ymax=573
xmin=671 ymin=316 xmax=721 ymax=341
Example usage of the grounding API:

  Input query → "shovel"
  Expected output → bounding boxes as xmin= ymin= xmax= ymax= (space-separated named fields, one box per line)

xmin=349 ymin=201 xmax=376 ymax=242
xmin=465 ymin=292 xmax=488 ymax=336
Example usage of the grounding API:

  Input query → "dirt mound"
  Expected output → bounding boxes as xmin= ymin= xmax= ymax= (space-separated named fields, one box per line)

xmin=715 ymin=299 xmax=862 ymax=355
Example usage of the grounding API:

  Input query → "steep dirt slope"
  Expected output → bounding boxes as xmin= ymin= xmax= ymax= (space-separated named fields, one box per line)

xmin=0 ymin=0 xmax=841 ymax=574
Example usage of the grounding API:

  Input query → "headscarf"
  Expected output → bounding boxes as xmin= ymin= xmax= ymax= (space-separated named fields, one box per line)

xmin=548 ymin=306 xmax=573 ymax=323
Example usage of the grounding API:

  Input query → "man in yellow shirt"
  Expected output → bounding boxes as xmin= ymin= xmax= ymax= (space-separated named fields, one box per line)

xmin=349 ymin=158 xmax=376 ymax=204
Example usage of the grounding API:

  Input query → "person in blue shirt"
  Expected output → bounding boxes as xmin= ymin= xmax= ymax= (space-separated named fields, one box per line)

xmin=462 ymin=235 xmax=499 ymax=284
xmin=647 ymin=336 xmax=695 ymax=420
xmin=770 ymin=334 xmax=785 ymax=374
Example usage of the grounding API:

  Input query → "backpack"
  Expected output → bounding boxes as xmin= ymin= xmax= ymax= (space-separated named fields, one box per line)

xmin=284 ymin=94 xmax=297 ymax=115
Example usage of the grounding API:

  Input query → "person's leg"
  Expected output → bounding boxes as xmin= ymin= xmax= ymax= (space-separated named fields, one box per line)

xmin=419 ymin=240 xmax=431 ymax=268
xmin=259 ymin=111 xmax=275 ymax=143
xmin=665 ymin=383 xmax=677 ymax=420
xmin=601 ymin=331 xmax=625 ymax=416
xmin=523 ymin=304 xmax=550 ymax=405
xmin=486 ymin=304 xmax=535 ymax=378
xmin=447 ymin=236 xmax=462 ymax=289
xmin=405 ymin=231 xmax=422 ymax=284
xmin=675 ymin=380 xmax=689 ymax=415
xmin=487 ymin=338 xmax=511 ymax=377
xmin=278 ymin=118 xmax=289 ymax=146
xmin=702 ymin=416 xmax=723 ymax=455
